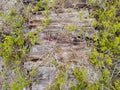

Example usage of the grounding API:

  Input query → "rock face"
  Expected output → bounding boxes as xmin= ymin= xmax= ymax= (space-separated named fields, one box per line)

xmin=24 ymin=1 xmax=99 ymax=90
xmin=0 ymin=0 xmax=99 ymax=90
xmin=0 ymin=0 xmax=18 ymax=12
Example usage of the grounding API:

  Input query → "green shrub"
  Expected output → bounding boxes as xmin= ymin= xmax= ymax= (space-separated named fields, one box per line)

xmin=0 ymin=4 xmax=37 ymax=90
xmin=71 ymin=69 xmax=88 ymax=90
xmin=89 ymin=0 xmax=120 ymax=89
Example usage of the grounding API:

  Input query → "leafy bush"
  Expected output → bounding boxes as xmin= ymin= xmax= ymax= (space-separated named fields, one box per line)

xmin=71 ymin=69 xmax=88 ymax=90
xmin=89 ymin=0 xmax=120 ymax=89
xmin=0 ymin=3 xmax=37 ymax=90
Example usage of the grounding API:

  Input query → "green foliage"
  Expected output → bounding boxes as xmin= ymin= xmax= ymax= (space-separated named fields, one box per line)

xmin=28 ymin=32 xmax=37 ymax=45
xmin=34 ymin=0 xmax=50 ymax=11
xmin=100 ymin=69 xmax=110 ymax=85
xmin=4 ymin=9 xmax=25 ymax=29
xmin=0 ymin=30 xmax=26 ymax=64
xmin=86 ymin=81 xmax=102 ymax=90
xmin=73 ymin=68 xmax=87 ymax=82
xmin=0 ymin=0 xmax=120 ymax=90
xmin=51 ymin=58 xmax=59 ymax=67
xmin=11 ymin=68 xmax=36 ymax=90
xmin=111 ymin=80 xmax=120 ymax=90
xmin=71 ymin=68 xmax=88 ymax=90
xmin=49 ymin=1 xmax=120 ymax=90
xmin=41 ymin=17 xmax=50 ymax=27
xmin=78 ymin=13 xmax=83 ymax=19
xmin=0 ymin=3 xmax=38 ymax=90
xmin=64 ymin=24 xmax=77 ymax=32
xmin=11 ymin=74 xmax=30 ymax=90
xmin=34 ymin=0 xmax=51 ymax=27
xmin=50 ymin=68 xmax=67 ymax=90
xmin=0 ymin=29 xmax=34 ymax=89
xmin=89 ymin=0 xmax=120 ymax=90
xmin=3 ymin=82 xmax=10 ymax=90
xmin=78 ymin=27 xmax=86 ymax=36
xmin=90 ymin=49 xmax=103 ymax=69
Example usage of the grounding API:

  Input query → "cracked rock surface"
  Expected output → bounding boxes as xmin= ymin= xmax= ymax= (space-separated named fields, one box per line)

xmin=24 ymin=1 xmax=99 ymax=90
xmin=0 ymin=0 xmax=99 ymax=90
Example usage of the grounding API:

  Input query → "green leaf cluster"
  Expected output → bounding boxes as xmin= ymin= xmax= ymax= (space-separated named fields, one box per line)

xmin=89 ymin=0 xmax=120 ymax=89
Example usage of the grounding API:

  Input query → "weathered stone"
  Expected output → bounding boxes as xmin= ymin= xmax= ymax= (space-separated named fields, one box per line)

xmin=75 ymin=3 xmax=87 ymax=8
xmin=0 ymin=0 xmax=100 ymax=90
xmin=0 ymin=0 xmax=17 ymax=11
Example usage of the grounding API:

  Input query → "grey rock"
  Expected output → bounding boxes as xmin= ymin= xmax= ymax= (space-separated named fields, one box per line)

xmin=0 ymin=0 xmax=100 ymax=90
xmin=75 ymin=3 xmax=87 ymax=8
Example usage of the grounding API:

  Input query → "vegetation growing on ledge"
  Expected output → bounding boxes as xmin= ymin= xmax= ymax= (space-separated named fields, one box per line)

xmin=0 ymin=0 xmax=120 ymax=90
xmin=89 ymin=0 xmax=120 ymax=89
xmin=48 ymin=0 xmax=120 ymax=89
